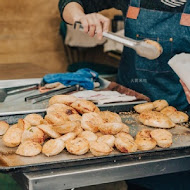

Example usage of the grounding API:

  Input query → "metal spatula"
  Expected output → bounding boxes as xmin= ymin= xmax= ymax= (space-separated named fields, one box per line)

xmin=74 ymin=22 xmax=163 ymax=60
xmin=0 ymin=83 xmax=39 ymax=102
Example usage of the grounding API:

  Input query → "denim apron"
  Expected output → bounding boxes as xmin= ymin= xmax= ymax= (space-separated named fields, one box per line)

xmin=117 ymin=0 xmax=190 ymax=111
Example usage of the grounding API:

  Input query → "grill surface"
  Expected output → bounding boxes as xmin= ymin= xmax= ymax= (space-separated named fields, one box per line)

xmin=0 ymin=104 xmax=189 ymax=174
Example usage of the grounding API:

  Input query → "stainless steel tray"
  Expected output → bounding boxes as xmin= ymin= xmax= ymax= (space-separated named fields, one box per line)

xmin=0 ymin=77 xmax=148 ymax=114
xmin=0 ymin=104 xmax=190 ymax=174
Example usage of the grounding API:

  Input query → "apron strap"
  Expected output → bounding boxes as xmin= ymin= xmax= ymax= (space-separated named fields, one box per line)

xmin=126 ymin=0 xmax=141 ymax=19
xmin=180 ymin=2 xmax=190 ymax=27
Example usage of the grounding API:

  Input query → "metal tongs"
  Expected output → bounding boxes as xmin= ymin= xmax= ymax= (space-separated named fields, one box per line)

xmin=74 ymin=21 xmax=163 ymax=60
xmin=25 ymin=85 xmax=80 ymax=104
xmin=0 ymin=83 xmax=39 ymax=102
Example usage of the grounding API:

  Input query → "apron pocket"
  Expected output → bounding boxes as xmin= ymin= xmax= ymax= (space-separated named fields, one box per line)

xmin=135 ymin=34 xmax=174 ymax=73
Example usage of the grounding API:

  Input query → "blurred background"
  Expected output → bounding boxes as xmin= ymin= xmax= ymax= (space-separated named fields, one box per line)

xmin=0 ymin=0 xmax=124 ymax=80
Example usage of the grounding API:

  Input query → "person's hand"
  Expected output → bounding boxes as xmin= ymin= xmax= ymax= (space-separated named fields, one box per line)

xmin=78 ymin=13 xmax=110 ymax=40
xmin=180 ymin=80 xmax=190 ymax=104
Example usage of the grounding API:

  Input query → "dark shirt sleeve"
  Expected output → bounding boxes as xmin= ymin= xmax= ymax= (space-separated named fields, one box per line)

xmin=58 ymin=0 xmax=128 ymax=20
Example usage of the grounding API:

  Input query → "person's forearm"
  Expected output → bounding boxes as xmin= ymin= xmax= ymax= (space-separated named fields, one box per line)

xmin=61 ymin=1 xmax=110 ymax=40
xmin=59 ymin=0 xmax=125 ymax=23
xmin=63 ymin=2 xmax=85 ymax=24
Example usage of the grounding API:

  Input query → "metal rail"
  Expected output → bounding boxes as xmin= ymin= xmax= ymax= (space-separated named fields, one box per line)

xmin=13 ymin=150 xmax=190 ymax=190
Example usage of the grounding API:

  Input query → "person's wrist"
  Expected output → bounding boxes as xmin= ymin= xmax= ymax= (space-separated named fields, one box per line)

xmin=62 ymin=2 xmax=85 ymax=24
xmin=73 ymin=12 xmax=85 ymax=23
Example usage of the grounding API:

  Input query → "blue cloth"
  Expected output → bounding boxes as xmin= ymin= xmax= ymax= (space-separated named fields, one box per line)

xmin=43 ymin=68 xmax=98 ymax=90
xmin=117 ymin=0 xmax=190 ymax=111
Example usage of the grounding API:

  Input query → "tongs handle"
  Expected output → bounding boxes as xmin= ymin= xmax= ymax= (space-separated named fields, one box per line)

xmin=74 ymin=21 xmax=137 ymax=49
xmin=25 ymin=86 xmax=69 ymax=101
xmin=6 ymin=84 xmax=39 ymax=95
xmin=102 ymin=31 xmax=136 ymax=48
xmin=25 ymin=85 xmax=80 ymax=104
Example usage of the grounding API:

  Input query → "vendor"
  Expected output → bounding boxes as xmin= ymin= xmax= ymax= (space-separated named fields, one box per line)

xmin=58 ymin=0 xmax=190 ymax=111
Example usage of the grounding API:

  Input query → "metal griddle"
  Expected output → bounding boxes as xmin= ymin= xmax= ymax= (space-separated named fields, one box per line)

xmin=0 ymin=104 xmax=189 ymax=174
xmin=1 ymin=78 xmax=190 ymax=190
